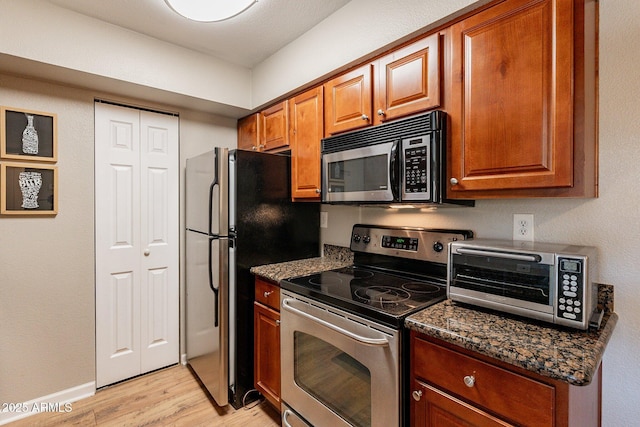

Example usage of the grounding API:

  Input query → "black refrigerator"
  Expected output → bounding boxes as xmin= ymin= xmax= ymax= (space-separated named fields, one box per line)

xmin=185 ymin=148 xmax=319 ymax=408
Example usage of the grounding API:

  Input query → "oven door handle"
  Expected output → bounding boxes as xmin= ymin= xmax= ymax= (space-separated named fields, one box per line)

xmin=454 ymin=247 xmax=542 ymax=263
xmin=282 ymin=298 xmax=390 ymax=347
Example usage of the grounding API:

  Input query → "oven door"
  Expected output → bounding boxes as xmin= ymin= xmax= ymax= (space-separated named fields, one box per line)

xmin=322 ymin=141 xmax=397 ymax=203
xmin=280 ymin=291 xmax=400 ymax=427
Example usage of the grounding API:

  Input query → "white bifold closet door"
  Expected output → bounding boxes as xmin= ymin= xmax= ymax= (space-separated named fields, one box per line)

xmin=95 ymin=102 xmax=179 ymax=388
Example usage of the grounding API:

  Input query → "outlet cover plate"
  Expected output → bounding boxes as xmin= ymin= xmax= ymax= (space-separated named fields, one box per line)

xmin=513 ymin=214 xmax=534 ymax=241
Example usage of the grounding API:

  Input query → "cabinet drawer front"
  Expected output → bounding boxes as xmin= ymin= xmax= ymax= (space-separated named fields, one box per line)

xmin=413 ymin=338 xmax=554 ymax=426
xmin=255 ymin=277 xmax=280 ymax=309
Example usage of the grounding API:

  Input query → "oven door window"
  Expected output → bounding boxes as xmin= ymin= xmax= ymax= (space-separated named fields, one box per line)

xmin=294 ymin=331 xmax=371 ymax=427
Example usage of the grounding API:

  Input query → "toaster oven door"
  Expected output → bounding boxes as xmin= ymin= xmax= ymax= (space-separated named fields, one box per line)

xmin=448 ymin=247 xmax=555 ymax=319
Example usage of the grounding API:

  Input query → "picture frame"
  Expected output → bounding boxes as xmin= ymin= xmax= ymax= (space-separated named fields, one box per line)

xmin=1 ymin=162 xmax=58 ymax=215
xmin=1 ymin=106 xmax=57 ymax=162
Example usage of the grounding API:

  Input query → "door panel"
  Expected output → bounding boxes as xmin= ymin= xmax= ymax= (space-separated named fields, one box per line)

xmin=96 ymin=103 xmax=178 ymax=388
xmin=140 ymin=111 xmax=179 ymax=372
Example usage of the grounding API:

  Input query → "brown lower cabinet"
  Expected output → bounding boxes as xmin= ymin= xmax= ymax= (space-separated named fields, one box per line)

xmin=410 ymin=331 xmax=601 ymax=427
xmin=254 ymin=277 xmax=281 ymax=409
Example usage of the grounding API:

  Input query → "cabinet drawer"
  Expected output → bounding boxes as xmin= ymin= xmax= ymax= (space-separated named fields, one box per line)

xmin=255 ymin=277 xmax=280 ymax=310
xmin=413 ymin=337 xmax=555 ymax=427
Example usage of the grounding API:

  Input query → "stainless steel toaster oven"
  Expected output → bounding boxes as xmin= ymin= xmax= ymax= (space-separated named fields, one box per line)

xmin=447 ymin=239 xmax=602 ymax=330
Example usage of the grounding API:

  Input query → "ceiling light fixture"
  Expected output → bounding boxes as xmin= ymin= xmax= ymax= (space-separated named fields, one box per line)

xmin=164 ymin=0 xmax=258 ymax=22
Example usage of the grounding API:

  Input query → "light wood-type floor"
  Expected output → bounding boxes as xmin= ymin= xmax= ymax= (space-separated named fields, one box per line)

xmin=7 ymin=365 xmax=280 ymax=426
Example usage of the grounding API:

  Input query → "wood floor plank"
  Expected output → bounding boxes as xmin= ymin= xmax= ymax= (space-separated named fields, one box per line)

xmin=6 ymin=365 xmax=280 ymax=427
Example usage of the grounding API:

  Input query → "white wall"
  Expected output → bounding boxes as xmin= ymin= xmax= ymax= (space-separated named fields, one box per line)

xmin=0 ymin=0 xmax=253 ymax=116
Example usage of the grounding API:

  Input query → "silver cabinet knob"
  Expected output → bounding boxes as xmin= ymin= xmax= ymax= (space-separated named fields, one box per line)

xmin=412 ymin=390 xmax=423 ymax=401
xmin=361 ymin=114 xmax=369 ymax=121
xmin=450 ymin=177 xmax=459 ymax=185
xmin=377 ymin=109 xmax=386 ymax=116
xmin=463 ymin=375 xmax=476 ymax=388
xmin=144 ymin=249 xmax=150 ymax=256
xmin=251 ymin=146 xmax=258 ymax=151
xmin=263 ymin=291 xmax=273 ymax=298
xmin=315 ymin=188 xmax=321 ymax=194
xmin=276 ymin=320 xmax=281 ymax=326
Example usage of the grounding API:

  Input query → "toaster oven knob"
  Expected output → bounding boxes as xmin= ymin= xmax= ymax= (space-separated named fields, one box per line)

xmin=412 ymin=390 xmax=423 ymax=401
xmin=433 ymin=242 xmax=444 ymax=252
xmin=363 ymin=235 xmax=371 ymax=244
xmin=353 ymin=234 xmax=361 ymax=243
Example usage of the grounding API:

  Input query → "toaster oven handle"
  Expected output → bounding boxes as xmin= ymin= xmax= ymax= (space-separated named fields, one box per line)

xmin=455 ymin=247 xmax=542 ymax=263
xmin=282 ymin=298 xmax=390 ymax=347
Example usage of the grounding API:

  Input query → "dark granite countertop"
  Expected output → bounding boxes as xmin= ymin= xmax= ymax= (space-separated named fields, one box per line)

xmin=250 ymin=244 xmax=353 ymax=283
xmin=406 ymin=288 xmax=618 ymax=386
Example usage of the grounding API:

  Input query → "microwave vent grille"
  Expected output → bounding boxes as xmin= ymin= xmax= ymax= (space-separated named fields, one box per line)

xmin=321 ymin=110 xmax=443 ymax=153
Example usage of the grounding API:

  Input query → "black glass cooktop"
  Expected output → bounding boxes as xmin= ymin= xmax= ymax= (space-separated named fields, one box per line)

xmin=281 ymin=265 xmax=447 ymax=328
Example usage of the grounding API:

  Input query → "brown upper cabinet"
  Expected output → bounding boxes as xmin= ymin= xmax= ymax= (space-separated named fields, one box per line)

xmin=324 ymin=34 xmax=442 ymax=136
xmin=323 ymin=64 xmax=373 ymax=136
xmin=445 ymin=0 xmax=598 ymax=198
xmin=289 ymin=86 xmax=324 ymax=200
xmin=261 ymin=101 xmax=290 ymax=152
xmin=374 ymin=33 xmax=441 ymax=125
xmin=237 ymin=113 xmax=260 ymax=151
xmin=237 ymin=100 xmax=290 ymax=152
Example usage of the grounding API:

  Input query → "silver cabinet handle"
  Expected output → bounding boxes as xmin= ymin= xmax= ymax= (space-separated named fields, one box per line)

xmin=464 ymin=375 xmax=476 ymax=388
xmin=450 ymin=177 xmax=459 ymax=185
xmin=282 ymin=298 xmax=389 ymax=346
xmin=263 ymin=290 xmax=273 ymax=298
xmin=377 ymin=109 xmax=385 ymax=116
xmin=412 ymin=390 xmax=423 ymax=401
xmin=361 ymin=114 xmax=369 ymax=121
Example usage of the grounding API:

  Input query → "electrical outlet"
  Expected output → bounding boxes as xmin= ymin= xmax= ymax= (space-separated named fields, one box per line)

xmin=513 ymin=214 xmax=534 ymax=241
xmin=320 ymin=211 xmax=328 ymax=228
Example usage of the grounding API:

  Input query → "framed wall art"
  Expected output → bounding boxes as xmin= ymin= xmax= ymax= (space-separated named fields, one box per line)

xmin=1 ymin=106 xmax=57 ymax=162
xmin=1 ymin=162 xmax=58 ymax=215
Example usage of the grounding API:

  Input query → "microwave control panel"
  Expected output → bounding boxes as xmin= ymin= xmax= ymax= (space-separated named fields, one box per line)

xmin=401 ymin=135 xmax=431 ymax=200
xmin=556 ymin=257 xmax=585 ymax=323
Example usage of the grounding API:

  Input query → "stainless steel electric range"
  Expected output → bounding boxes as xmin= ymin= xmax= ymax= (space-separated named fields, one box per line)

xmin=280 ymin=224 xmax=473 ymax=427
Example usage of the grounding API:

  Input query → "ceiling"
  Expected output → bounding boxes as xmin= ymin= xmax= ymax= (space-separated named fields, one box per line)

xmin=46 ymin=0 xmax=352 ymax=68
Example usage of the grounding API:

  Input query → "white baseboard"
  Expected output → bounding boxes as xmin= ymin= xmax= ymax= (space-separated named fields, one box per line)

xmin=0 ymin=381 xmax=95 ymax=425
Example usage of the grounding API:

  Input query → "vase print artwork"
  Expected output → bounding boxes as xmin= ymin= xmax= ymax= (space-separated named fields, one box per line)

xmin=22 ymin=114 xmax=39 ymax=155
xmin=18 ymin=171 xmax=43 ymax=209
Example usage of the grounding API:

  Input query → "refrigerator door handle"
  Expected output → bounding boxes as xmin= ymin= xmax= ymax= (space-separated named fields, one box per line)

xmin=208 ymin=150 xmax=219 ymax=236
xmin=208 ymin=237 xmax=220 ymax=327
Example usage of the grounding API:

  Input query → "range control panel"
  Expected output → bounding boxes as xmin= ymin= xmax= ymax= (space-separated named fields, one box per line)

xmin=350 ymin=224 xmax=473 ymax=264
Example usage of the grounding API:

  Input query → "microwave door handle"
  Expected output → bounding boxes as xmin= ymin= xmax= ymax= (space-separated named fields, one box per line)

xmin=390 ymin=140 xmax=399 ymax=200
xmin=455 ymin=247 xmax=542 ymax=263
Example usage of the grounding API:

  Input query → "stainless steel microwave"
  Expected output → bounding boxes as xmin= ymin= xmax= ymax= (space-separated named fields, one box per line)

xmin=321 ymin=111 xmax=473 ymax=207
xmin=448 ymin=239 xmax=602 ymax=330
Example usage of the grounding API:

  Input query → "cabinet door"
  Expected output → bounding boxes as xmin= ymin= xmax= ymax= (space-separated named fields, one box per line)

xmin=324 ymin=64 xmax=373 ymax=136
xmin=290 ymin=86 xmax=323 ymax=199
xmin=237 ymin=113 xmax=260 ymax=151
xmin=261 ymin=100 xmax=289 ymax=151
xmin=254 ymin=302 xmax=281 ymax=409
xmin=375 ymin=33 xmax=441 ymax=125
xmin=447 ymin=0 xmax=576 ymax=195
xmin=411 ymin=380 xmax=513 ymax=427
